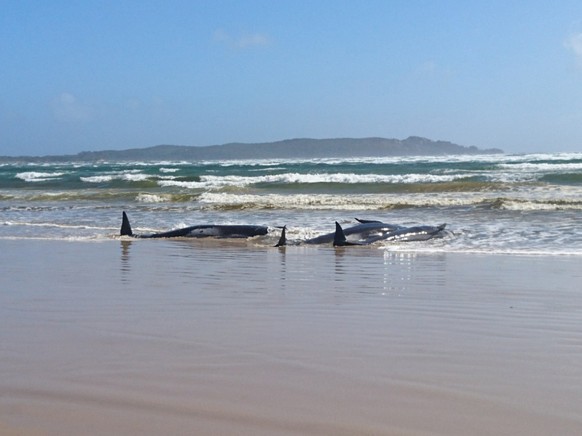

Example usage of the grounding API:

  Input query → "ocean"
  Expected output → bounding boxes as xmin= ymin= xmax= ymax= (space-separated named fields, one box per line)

xmin=2 ymin=152 xmax=581 ymax=254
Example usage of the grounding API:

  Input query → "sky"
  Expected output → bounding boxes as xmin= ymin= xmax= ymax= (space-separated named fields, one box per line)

xmin=2 ymin=0 xmax=582 ymax=156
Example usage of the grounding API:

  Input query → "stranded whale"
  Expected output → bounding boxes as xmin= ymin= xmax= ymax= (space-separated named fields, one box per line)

xmin=273 ymin=218 xmax=448 ymax=247
xmin=120 ymin=211 xmax=269 ymax=239
xmin=303 ymin=218 xmax=403 ymax=244
xmin=333 ymin=221 xmax=448 ymax=246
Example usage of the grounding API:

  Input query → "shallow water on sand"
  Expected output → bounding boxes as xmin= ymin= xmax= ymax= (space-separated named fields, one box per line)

xmin=1 ymin=240 xmax=582 ymax=435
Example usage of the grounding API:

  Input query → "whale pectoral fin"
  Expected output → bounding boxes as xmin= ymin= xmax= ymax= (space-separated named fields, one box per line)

xmin=121 ymin=211 xmax=134 ymax=237
xmin=275 ymin=226 xmax=287 ymax=247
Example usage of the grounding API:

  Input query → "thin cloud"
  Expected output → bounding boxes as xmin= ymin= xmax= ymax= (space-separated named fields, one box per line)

xmin=213 ymin=29 xmax=271 ymax=49
xmin=213 ymin=28 xmax=230 ymax=45
xmin=51 ymin=92 xmax=93 ymax=122
xmin=565 ymin=32 xmax=582 ymax=65
xmin=413 ymin=60 xmax=453 ymax=79
xmin=236 ymin=33 xmax=269 ymax=48
xmin=417 ymin=60 xmax=438 ymax=75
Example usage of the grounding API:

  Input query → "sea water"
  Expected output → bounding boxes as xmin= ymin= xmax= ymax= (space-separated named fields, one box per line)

xmin=1 ymin=152 xmax=582 ymax=255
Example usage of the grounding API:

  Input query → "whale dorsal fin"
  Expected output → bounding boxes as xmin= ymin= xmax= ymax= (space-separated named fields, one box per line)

xmin=355 ymin=218 xmax=383 ymax=224
xmin=334 ymin=221 xmax=364 ymax=246
xmin=333 ymin=222 xmax=348 ymax=246
xmin=121 ymin=211 xmax=133 ymax=237
xmin=275 ymin=226 xmax=287 ymax=247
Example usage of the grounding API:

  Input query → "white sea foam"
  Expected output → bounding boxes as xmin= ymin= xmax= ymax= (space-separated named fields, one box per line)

xmin=81 ymin=171 xmax=150 ymax=183
xmin=380 ymin=244 xmax=582 ymax=256
xmin=198 ymin=192 xmax=490 ymax=210
xmin=196 ymin=152 xmax=582 ymax=167
xmin=203 ymin=153 xmax=516 ymax=167
xmin=158 ymin=180 xmax=205 ymax=189
xmin=81 ymin=175 xmax=115 ymax=183
xmin=499 ymin=162 xmax=582 ymax=172
xmin=197 ymin=188 xmax=582 ymax=211
xmin=16 ymin=171 xmax=65 ymax=182
xmin=499 ymin=200 xmax=582 ymax=211
xmin=136 ymin=193 xmax=171 ymax=203
xmin=1 ymin=221 xmax=112 ymax=230
xmin=158 ymin=172 xmax=467 ymax=189
xmin=123 ymin=173 xmax=150 ymax=182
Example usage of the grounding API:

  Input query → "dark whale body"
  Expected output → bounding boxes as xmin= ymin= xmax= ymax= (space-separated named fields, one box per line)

xmin=365 ymin=223 xmax=447 ymax=244
xmin=304 ymin=218 xmax=403 ymax=244
xmin=333 ymin=221 xmax=447 ymax=247
xmin=120 ymin=212 xmax=268 ymax=239
xmin=273 ymin=218 xmax=448 ymax=247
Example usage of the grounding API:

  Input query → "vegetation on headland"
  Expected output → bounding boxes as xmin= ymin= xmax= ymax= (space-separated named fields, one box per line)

xmin=0 ymin=137 xmax=503 ymax=162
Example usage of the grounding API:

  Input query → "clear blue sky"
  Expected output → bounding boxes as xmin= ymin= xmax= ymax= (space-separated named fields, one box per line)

xmin=2 ymin=0 xmax=582 ymax=155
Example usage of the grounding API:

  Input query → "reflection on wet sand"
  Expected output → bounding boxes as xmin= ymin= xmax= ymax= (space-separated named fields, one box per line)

xmin=331 ymin=247 xmax=448 ymax=298
xmin=119 ymin=239 xmax=449 ymax=300
xmin=120 ymin=239 xmax=132 ymax=282
xmin=382 ymin=251 xmax=447 ymax=295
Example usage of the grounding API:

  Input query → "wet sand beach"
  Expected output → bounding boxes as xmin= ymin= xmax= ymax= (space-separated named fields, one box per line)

xmin=1 ymin=239 xmax=581 ymax=435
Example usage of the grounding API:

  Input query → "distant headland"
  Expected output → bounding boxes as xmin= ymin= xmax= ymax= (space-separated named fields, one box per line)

xmin=0 ymin=137 xmax=503 ymax=162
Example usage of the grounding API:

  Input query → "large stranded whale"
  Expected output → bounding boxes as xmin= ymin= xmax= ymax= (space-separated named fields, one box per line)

xmin=120 ymin=211 xmax=269 ymax=239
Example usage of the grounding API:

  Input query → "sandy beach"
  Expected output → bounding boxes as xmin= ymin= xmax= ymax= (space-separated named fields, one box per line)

xmin=1 ymin=239 xmax=581 ymax=435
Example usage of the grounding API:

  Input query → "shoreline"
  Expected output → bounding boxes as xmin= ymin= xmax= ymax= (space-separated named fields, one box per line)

xmin=2 ymin=234 xmax=582 ymax=258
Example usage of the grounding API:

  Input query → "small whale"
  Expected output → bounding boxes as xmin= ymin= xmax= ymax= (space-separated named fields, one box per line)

xmin=304 ymin=218 xmax=403 ymax=244
xmin=333 ymin=221 xmax=448 ymax=246
xmin=366 ymin=223 xmax=447 ymax=243
xmin=120 ymin=211 xmax=269 ymax=239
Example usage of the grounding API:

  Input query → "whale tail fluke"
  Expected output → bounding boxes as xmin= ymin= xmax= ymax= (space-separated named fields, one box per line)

xmin=121 ymin=211 xmax=134 ymax=237
xmin=275 ymin=226 xmax=287 ymax=247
